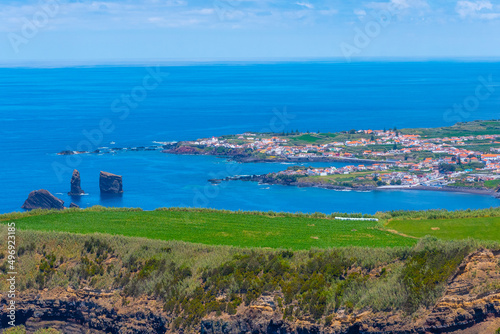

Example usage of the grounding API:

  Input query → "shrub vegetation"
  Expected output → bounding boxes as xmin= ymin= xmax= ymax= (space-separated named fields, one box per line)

xmin=0 ymin=225 xmax=491 ymax=331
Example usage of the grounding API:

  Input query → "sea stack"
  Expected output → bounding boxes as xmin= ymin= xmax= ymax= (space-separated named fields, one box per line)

xmin=69 ymin=202 xmax=80 ymax=208
xmin=99 ymin=171 xmax=123 ymax=194
xmin=68 ymin=169 xmax=85 ymax=196
xmin=21 ymin=189 xmax=65 ymax=210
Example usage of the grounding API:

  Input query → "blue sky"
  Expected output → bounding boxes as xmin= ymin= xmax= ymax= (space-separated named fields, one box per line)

xmin=1 ymin=0 xmax=500 ymax=61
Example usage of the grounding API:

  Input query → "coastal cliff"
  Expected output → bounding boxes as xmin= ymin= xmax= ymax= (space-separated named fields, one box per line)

xmin=0 ymin=288 xmax=168 ymax=334
xmin=201 ymin=249 xmax=500 ymax=334
xmin=2 ymin=249 xmax=500 ymax=333
xmin=211 ymin=174 xmax=500 ymax=198
xmin=164 ymin=144 xmax=379 ymax=164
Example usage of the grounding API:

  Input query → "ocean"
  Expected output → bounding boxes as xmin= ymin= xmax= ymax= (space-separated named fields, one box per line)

xmin=1 ymin=61 xmax=499 ymax=214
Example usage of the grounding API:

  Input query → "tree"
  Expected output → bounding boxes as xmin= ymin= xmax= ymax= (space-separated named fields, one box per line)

xmin=393 ymin=143 xmax=398 ymax=150
xmin=438 ymin=163 xmax=456 ymax=173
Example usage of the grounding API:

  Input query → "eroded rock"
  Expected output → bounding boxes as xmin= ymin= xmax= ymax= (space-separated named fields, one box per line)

xmin=99 ymin=171 xmax=123 ymax=194
xmin=68 ymin=169 xmax=85 ymax=196
xmin=21 ymin=189 xmax=64 ymax=210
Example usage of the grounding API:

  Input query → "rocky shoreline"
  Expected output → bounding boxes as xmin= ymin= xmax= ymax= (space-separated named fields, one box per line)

xmin=163 ymin=145 xmax=385 ymax=164
xmin=210 ymin=175 xmax=500 ymax=198
xmin=56 ymin=143 xmax=392 ymax=165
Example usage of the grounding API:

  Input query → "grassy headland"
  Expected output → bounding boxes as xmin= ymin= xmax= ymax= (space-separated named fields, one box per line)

xmin=2 ymin=207 xmax=500 ymax=332
xmin=0 ymin=225 xmax=490 ymax=331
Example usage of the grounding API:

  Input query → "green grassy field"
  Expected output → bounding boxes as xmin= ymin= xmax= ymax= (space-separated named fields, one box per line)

xmin=300 ymin=171 xmax=391 ymax=184
xmin=386 ymin=216 xmax=500 ymax=241
xmin=0 ymin=208 xmax=415 ymax=249
xmin=4 ymin=207 xmax=500 ymax=250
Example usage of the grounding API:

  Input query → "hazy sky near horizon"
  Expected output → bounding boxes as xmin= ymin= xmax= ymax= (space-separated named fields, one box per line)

xmin=1 ymin=0 xmax=500 ymax=61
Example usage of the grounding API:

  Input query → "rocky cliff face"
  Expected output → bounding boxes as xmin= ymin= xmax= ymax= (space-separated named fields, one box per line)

xmin=99 ymin=171 xmax=123 ymax=194
xmin=424 ymin=249 xmax=500 ymax=332
xmin=68 ymin=169 xmax=85 ymax=196
xmin=0 ymin=288 xmax=168 ymax=334
xmin=2 ymin=250 xmax=500 ymax=334
xmin=202 ymin=249 xmax=500 ymax=334
xmin=21 ymin=189 xmax=64 ymax=210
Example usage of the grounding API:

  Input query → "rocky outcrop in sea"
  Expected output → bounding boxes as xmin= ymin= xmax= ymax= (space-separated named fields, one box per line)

xmin=21 ymin=189 xmax=65 ymax=210
xmin=99 ymin=171 xmax=123 ymax=194
xmin=68 ymin=169 xmax=85 ymax=196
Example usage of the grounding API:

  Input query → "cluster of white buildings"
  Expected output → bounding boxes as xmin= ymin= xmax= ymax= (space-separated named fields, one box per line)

xmin=186 ymin=131 xmax=500 ymax=176
xmin=188 ymin=131 xmax=500 ymax=162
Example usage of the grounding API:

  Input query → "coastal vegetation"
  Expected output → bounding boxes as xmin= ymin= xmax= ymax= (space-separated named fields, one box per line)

xmin=0 ymin=225 xmax=493 ymax=332
xmin=2 ymin=207 xmax=500 ymax=332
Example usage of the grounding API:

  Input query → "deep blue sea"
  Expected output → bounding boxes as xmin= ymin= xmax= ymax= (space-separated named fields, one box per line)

xmin=1 ymin=61 xmax=500 ymax=214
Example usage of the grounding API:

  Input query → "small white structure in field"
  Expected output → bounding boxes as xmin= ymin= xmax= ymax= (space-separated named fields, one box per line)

xmin=335 ymin=217 xmax=379 ymax=222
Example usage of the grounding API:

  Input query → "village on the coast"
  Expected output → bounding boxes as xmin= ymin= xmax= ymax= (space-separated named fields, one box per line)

xmin=183 ymin=125 xmax=500 ymax=189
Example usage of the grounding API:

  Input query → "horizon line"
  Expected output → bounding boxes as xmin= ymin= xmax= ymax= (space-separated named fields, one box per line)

xmin=2 ymin=56 xmax=500 ymax=68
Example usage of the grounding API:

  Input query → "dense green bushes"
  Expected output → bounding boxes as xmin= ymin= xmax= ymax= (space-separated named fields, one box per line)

xmin=400 ymin=238 xmax=472 ymax=312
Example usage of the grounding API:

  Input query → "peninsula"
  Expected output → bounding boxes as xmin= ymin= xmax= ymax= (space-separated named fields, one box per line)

xmin=166 ymin=120 xmax=500 ymax=195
